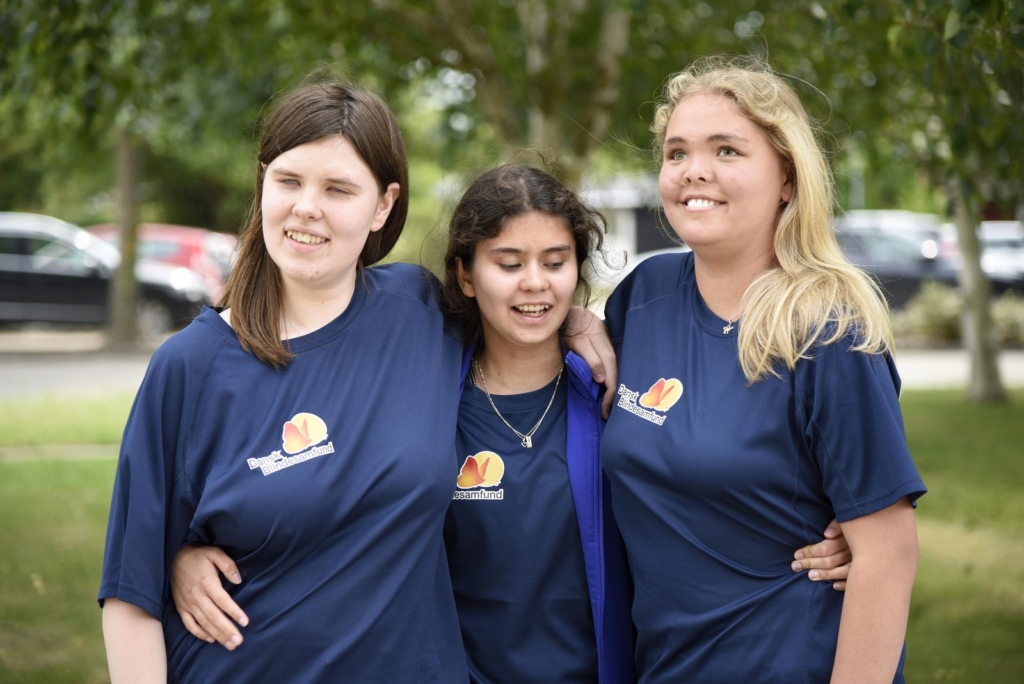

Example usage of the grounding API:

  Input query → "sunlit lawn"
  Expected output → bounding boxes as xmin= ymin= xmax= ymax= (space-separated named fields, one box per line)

xmin=0 ymin=390 xmax=1021 ymax=683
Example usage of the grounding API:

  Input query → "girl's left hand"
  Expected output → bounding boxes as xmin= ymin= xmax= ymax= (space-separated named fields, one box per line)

xmin=791 ymin=519 xmax=852 ymax=591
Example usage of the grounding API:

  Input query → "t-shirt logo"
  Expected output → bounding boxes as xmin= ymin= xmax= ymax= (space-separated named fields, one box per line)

xmin=282 ymin=412 xmax=329 ymax=454
xmin=452 ymin=451 xmax=505 ymax=500
xmin=616 ymin=378 xmax=683 ymax=426
xmin=640 ymin=378 xmax=683 ymax=411
xmin=247 ymin=412 xmax=335 ymax=476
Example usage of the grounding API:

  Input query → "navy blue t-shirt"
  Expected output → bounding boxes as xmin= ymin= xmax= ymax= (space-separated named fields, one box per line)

xmin=99 ymin=264 xmax=468 ymax=683
xmin=601 ymin=252 xmax=926 ymax=683
xmin=445 ymin=373 xmax=599 ymax=683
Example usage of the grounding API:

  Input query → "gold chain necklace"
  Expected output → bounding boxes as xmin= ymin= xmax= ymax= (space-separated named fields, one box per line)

xmin=471 ymin=357 xmax=563 ymax=449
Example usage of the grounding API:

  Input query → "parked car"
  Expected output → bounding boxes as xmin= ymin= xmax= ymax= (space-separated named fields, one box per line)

xmin=978 ymin=221 xmax=1024 ymax=293
xmin=89 ymin=223 xmax=237 ymax=303
xmin=0 ymin=212 xmax=213 ymax=339
xmin=833 ymin=210 xmax=968 ymax=308
xmin=937 ymin=220 xmax=1024 ymax=294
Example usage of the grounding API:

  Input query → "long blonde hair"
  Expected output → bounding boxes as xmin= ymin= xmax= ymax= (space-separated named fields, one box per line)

xmin=651 ymin=56 xmax=893 ymax=383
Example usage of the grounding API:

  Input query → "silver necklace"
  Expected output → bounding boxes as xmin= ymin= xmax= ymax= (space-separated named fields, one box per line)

xmin=471 ymin=357 xmax=562 ymax=449
xmin=723 ymin=318 xmax=735 ymax=334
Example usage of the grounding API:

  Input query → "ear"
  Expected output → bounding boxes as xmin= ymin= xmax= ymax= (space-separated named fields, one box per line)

xmin=780 ymin=163 xmax=794 ymax=203
xmin=370 ymin=182 xmax=401 ymax=233
xmin=456 ymin=257 xmax=475 ymax=298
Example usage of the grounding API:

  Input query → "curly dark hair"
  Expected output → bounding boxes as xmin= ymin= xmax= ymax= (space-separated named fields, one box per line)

xmin=441 ymin=164 xmax=607 ymax=348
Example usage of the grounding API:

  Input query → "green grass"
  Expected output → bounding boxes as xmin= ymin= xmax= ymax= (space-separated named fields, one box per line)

xmin=0 ymin=456 xmax=116 ymax=684
xmin=0 ymin=394 xmax=134 ymax=446
xmin=0 ymin=390 xmax=1021 ymax=682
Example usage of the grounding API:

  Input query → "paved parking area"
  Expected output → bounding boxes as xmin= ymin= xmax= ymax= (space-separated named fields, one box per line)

xmin=1 ymin=329 xmax=1022 ymax=399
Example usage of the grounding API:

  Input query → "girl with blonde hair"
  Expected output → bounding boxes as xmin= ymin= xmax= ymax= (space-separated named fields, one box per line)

xmin=600 ymin=56 xmax=925 ymax=682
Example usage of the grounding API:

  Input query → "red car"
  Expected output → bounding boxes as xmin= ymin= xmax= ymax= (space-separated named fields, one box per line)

xmin=89 ymin=223 xmax=237 ymax=303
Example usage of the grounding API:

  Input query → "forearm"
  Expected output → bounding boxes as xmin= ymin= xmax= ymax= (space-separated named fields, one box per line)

xmin=102 ymin=597 xmax=167 ymax=684
xmin=830 ymin=526 xmax=918 ymax=682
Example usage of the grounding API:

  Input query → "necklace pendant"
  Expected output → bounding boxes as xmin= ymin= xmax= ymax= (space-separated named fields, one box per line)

xmin=521 ymin=435 xmax=532 ymax=449
xmin=723 ymin=322 xmax=734 ymax=334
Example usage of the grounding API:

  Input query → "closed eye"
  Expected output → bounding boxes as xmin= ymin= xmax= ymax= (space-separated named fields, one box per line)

xmin=545 ymin=261 xmax=566 ymax=270
xmin=499 ymin=263 xmax=521 ymax=271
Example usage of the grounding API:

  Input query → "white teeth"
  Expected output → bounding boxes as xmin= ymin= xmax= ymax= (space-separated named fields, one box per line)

xmin=686 ymin=198 xmax=721 ymax=209
xmin=514 ymin=305 xmax=550 ymax=315
xmin=286 ymin=230 xmax=326 ymax=245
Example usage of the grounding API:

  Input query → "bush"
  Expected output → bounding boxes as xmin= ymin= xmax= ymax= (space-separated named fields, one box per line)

xmin=892 ymin=281 xmax=963 ymax=344
xmin=892 ymin=282 xmax=1024 ymax=347
xmin=992 ymin=291 xmax=1024 ymax=346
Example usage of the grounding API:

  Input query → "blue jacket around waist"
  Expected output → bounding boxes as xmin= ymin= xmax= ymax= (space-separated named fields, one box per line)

xmin=461 ymin=347 xmax=636 ymax=683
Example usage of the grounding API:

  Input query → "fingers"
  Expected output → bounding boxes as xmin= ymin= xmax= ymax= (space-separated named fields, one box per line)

xmin=794 ymin=536 xmax=847 ymax=563
xmin=601 ymin=388 xmax=615 ymax=420
xmin=564 ymin=308 xmax=618 ymax=396
xmin=824 ymin=518 xmax=843 ymax=539
xmin=208 ymin=581 xmax=249 ymax=629
xmin=792 ymin=525 xmax=852 ymax=585
xmin=832 ymin=581 xmax=847 ymax=592
xmin=802 ymin=563 xmax=851 ymax=582
xmin=192 ymin=593 xmax=244 ymax=650
xmin=791 ymin=548 xmax=852 ymax=571
xmin=180 ymin=611 xmax=216 ymax=644
xmin=205 ymin=546 xmax=243 ymax=585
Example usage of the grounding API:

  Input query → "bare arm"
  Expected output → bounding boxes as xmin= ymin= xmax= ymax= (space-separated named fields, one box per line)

xmin=102 ymin=598 xmax=166 ymax=684
xmin=830 ymin=499 xmax=919 ymax=683
xmin=171 ymin=544 xmax=248 ymax=650
xmin=564 ymin=307 xmax=618 ymax=418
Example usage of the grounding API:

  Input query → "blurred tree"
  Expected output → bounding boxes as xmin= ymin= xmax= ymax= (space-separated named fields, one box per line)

xmin=818 ymin=0 xmax=1023 ymax=403
xmin=0 ymin=0 xmax=313 ymax=348
xmin=324 ymin=0 xmax=634 ymax=187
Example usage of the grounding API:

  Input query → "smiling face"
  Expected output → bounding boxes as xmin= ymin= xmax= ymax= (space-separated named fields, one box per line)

xmin=261 ymin=135 xmax=398 ymax=298
xmin=658 ymin=93 xmax=792 ymax=267
xmin=457 ymin=210 xmax=578 ymax=355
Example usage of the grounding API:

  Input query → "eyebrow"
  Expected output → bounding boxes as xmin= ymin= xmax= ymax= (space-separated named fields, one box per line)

xmin=489 ymin=245 xmax=572 ymax=255
xmin=270 ymin=168 xmax=361 ymax=187
xmin=664 ymin=133 xmax=750 ymax=147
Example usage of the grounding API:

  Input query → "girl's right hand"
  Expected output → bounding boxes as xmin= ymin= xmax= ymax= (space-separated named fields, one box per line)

xmin=170 ymin=544 xmax=249 ymax=650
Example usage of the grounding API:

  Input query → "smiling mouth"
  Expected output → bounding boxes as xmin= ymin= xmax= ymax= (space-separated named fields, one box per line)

xmin=685 ymin=198 xmax=723 ymax=209
xmin=286 ymin=230 xmax=327 ymax=245
xmin=513 ymin=304 xmax=551 ymax=317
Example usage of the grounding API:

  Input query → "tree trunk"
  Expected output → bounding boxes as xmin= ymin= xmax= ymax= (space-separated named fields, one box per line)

xmin=951 ymin=183 xmax=1007 ymax=403
xmin=107 ymin=129 xmax=144 ymax=350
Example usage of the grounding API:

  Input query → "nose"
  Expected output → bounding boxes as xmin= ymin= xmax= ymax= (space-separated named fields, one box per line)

xmin=519 ymin=262 xmax=548 ymax=292
xmin=292 ymin=187 xmax=322 ymax=220
xmin=682 ymin=154 xmax=713 ymax=184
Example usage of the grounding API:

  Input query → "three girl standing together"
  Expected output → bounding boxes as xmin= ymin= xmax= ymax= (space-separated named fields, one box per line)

xmin=100 ymin=56 xmax=923 ymax=683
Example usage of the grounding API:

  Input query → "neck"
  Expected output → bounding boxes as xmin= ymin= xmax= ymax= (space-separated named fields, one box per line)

xmin=692 ymin=247 xmax=774 ymax=322
xmin=279 ymin=274 xmax=358 ymax=339
xmin=475 ymin=336 xmax=563 ymax=395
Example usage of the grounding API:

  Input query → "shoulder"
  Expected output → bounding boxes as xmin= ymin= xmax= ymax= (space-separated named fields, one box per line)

xmin=364 ymin=262 xmax=443 ymax=314
xmin=797 ymin=330 xmax=901 ymax=403
xmin=604 ymin=251 xmax=691 ymax=337
xmin=147 ymin=308 xmax=230 ymax=374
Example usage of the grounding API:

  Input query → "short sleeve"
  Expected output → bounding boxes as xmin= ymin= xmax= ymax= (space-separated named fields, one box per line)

xmin=798 ymin=339 xmax=926 ymax=523
xmin=97 ymin=344 xmax=200 ymax=619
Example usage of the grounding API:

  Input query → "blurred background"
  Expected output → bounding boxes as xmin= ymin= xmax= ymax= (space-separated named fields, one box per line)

xmin=0 ymin=1 xmax=1021 ymax=682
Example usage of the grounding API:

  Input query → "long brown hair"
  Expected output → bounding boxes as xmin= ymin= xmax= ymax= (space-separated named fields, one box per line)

xmin=222 ymin=80 xmax=409 ymax=367
xmin=441 ymin=164 xmax=607 ymax=349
